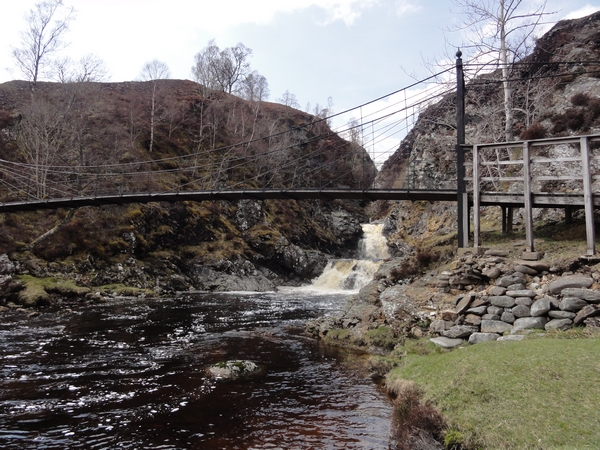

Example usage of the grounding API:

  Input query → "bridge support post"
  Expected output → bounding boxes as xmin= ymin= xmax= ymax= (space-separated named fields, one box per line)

xmin=581 ymin=136 xmax=596 ymax=256
xmin=473 ymin=145 xmax=480 ymax=248
xmin=456 ymin=50 xmax=468 ymax=248
xmin=523 ymin=141 xmax=534 ymax=252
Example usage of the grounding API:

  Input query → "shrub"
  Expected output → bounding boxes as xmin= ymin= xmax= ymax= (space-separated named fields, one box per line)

xmin=389 ymin=380 xmax=445 ymax=450
xmin=571 ymin=92 xmax=590 ymax=107
xmin=416 ymin=248 xmax=440 ymax=266
xmin=365 ymin=326 xmax=398 ymax=350
xmin=520 ymin=122 xmax=546 ymax=140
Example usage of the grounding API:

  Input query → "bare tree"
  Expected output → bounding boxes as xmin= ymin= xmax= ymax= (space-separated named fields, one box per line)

xmin=191 ymin=40 xmax=253 ymax=95
xmin=450 ymin=0 xmax=555 ymax=141
xmin=53 ymin=53 xmax=110 ymax=83
xmin=11 ymin=0 xmax=75 ymax=92
xmin=278 ymin=90 xmax=300 ymax=109
xmin=139 ymin=59 xmax=171 ymax=152
xmin=240 ymin=71 xmax=269 ymax=102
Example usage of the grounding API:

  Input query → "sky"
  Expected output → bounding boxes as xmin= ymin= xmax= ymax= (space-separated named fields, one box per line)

xmin=1 ymin=0 xmax=600 ymax=164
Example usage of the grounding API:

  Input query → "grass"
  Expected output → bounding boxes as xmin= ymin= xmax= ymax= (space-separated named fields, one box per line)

xmin=15 ymin=275 xmax=91 ymax=306
xmin=386 ymin=333 xmax=600 ymax=449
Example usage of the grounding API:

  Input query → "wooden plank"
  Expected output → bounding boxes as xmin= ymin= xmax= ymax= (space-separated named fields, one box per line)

xmin=581 ymin=136 xmax=596 ymax=256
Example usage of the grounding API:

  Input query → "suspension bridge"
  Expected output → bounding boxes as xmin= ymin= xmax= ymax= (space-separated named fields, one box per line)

xmin=1 ymin=55 xmax=599 ymax=254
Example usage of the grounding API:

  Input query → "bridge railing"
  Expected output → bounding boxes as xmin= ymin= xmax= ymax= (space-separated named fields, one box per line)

xmin=461 ymin=133 xmax=600 ymax=255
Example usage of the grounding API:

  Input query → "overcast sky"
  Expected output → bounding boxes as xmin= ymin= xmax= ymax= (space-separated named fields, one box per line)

xmin=1 ymin=0 xmax=599 ymax=163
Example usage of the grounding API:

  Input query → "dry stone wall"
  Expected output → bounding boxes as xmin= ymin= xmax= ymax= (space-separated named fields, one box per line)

xmin=430 ymin=250 xmax=600 ymax=348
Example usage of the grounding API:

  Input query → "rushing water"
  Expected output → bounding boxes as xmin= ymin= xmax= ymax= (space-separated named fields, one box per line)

xmin=0 ymin=224 xmax=393 ymax=449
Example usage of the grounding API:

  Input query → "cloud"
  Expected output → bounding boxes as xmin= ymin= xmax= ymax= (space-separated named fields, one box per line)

xmin=395 ymin=0 xmax=422 ymax=17
xmin=563 ymin=4 xmax=600 ymax=20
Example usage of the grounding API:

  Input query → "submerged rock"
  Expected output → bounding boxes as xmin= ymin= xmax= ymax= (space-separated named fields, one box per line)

xmin=206 ymin=360 xmax=261 ymax=380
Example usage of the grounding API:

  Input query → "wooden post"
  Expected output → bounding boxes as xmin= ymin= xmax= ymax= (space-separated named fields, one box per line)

xmin=473 ymin=145 xmax=480 ymax=248
xmin=523 ymin=142 xmax=534 ymax=252
xmin=581 ymin=136 xmax=596 ymax=256
xmin=456 ymin=50 xmax=468 ymax=248
xmin=565 ymin=206 xmax=573 ymax=224
xmin=507 ymin=208 xmax=514 ymax=233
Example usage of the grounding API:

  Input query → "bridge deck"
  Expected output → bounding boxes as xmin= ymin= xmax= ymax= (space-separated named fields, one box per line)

xmin=0 ymin=188 xmax=596 ymax=213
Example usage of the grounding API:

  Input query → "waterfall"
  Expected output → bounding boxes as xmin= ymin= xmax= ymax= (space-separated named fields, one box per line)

xmin=308 ymin=223 xmax=389 ymax=291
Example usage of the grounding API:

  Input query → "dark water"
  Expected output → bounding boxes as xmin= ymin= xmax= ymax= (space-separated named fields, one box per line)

xmin=0 ymin=290 xmax=392 ymax=449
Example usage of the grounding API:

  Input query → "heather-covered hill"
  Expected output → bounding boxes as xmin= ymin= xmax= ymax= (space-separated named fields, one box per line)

xmin=0 ymin=79 xmax=377 ymax=303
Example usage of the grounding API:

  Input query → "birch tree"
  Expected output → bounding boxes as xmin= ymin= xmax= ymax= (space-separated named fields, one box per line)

xmin=450 ymin=0 xmax=554 ymax=141
xmin=140 ymin=59 xmax=171 ymax=152
xmin=11 ymin=0 xmax=75 ymax=93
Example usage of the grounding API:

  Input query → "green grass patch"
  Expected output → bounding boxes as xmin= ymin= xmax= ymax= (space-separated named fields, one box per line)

xmin=96 ymin=284 xmax=155 ymax=297
xmin=364 ymin=326 xmax=398 ymax=350
xmin=15 ymin=275 xmax=91 ymax=306
xmin=387 ymin=336 xmax=600 ymax=449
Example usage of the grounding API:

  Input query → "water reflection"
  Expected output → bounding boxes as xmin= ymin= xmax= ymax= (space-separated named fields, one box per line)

xmin=0 ymin=292 xmax=391 ymax=449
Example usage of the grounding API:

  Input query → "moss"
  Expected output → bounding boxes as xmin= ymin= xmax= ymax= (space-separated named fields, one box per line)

xmin=14 ymin=275 xmax=90 ymax=306
xmin=364 ymin=326 xmax=398 ymax=350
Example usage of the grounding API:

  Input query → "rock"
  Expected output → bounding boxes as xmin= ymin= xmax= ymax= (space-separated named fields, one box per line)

xmin=430 ymin=337 xmax=464 ymax=349
xmin=584 ymin=317 xmax=600 ymax=328
xmin=512 ymin=304 xmax=531 ymax=318
xmin=487 ymin=306 xmax=504 ymax=316
xmin=559 ymin=297 xmax=589 ymax=312
xmin=483 ymin=267 xmax=502 ymax=279
xmin=506 ymin=289 xmax=536 ymax=298
xmin=521 ymin=252 xmax=542 ymax=261
xmin=501 ymin=311 xmax=516 ymax=324
xmin=380 ymin=285 xmax=419 ymax=320
xmin=440 ymin=310 xmax=458 ymax=321
xmin=442 ymin=325 xmax=478 ymax=339
xmin=514 ymin=260 xmax=550 ymax=272
xmin=560 ymin=288 xmax=600 ymax=304
xmin=488 ymin=286 xmax=507 ymax=296
xmin=206 ymin=360 xmax=260 ymax=380
xmin=515 ymin=297 xmax=533 ymax=306
xmin=480 ymin=320 xmax=512 ymax=334
xmin=530 ymin=298 xmax=553 ymax=317
xmin=464 ymin=314 xmax=482 ymax=326
xmin=485 ymin=250 xmax=509 ymax=257
xmin=548 ymin=310 xmax=576 ymax=319
xmin=455 ymin=295 xmax=473 ymax=314
xmin=548 ymin=275 xmax=594 ymax=295
xmin=574 ymin=304 xmax=600 ymax=325
xmin=488 ymin=295 xmax=516 ymax=308
xmin=497 ymin=276 xmax=524 ymax=288
xmin=498 ymin=335 xmax=525 ymax=341
xmin=468 ymin=332 xmax=500 ymax=344
xmin=545 ymin=319 xmax=573 ymax=331
xmin=0 ymin=254 xmax=15 ymax=275
xmin=466 ymin=305 xmax=487 ymax=315
xmin=514 ymin=264 xmax=538 ymax=275
xmin=470 ymin=298 xmax=489 ymax=308
xmin=482 ymin=314 xmax=501 ymax=321
xmin=513 ymin=317 xmax=547 ymax=331
xmin=429 ymin=320 xmax=453 ymax=333
xmin=506 ymin=283 xmax=527 ymax=291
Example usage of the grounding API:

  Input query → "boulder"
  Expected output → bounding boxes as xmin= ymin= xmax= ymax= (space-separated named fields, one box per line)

xmin=0 ymin=254 xmax=15 ymax=275
xmin=559 ymin=297 xmax=589 ymax=312
xmin=548 ymin=275 xmax=594 ymax=295
xmin=574 ymin=304 xmax=600 ymax=325
xmin=548 ymin=310 xmax=576 ymax=319
xmin=468 ymin=333 xmax=500 ymax=344
xmin=545 ymin=319 xmax=573 ymax=331
xmin=481 ymin=320 xmax=512 ymax=334
xmin=512 ymin=304 xmax=531 ymax=318
xmin=206 ymin=360 xmax=260 ymax=380
xmin=488 ymin=295 xmax=516 ymax=308
xmin=530 ymin=298 xmax=553 ymax=317
xmin=513 ymin=317 xmax=547 ymax=331
xmin=430 ymin=337 xmax=464 ymax=349
xmin=560 ymin=288 xmax=600 ymax=304
xmin=442 ymin=325 xmax=478 ymax=339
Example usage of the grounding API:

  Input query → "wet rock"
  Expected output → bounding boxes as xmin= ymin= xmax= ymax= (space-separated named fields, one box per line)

xmin=206 ymin=360 xmax=261 ymax=380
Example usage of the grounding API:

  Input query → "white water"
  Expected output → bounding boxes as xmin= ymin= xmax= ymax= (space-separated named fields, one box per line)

xmin=309 ymin=223 xmax=389 ymax=291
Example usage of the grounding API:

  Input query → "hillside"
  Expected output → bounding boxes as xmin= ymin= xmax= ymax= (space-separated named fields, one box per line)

xmin=374 ymin=11 xmax=600 ymax=255
xmin=0 ymin=79 xmax=376 ymax=304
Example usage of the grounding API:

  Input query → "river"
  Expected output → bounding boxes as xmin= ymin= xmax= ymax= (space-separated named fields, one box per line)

xmin=0 ymin=225 xmax=393 ymax=449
